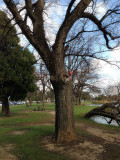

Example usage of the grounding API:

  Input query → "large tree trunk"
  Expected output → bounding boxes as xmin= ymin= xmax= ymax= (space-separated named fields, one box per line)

xmin=2 ymin=97 xmax=10 ymax=117
xmin=48 ymin=52 xmax=77 ymax=142
xmin=53 ymin=81 xmax=77 ymax=142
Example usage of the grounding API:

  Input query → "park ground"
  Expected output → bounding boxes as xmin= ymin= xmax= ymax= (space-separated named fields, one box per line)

xmin=0 ymin=103 xmax=120 ymax=160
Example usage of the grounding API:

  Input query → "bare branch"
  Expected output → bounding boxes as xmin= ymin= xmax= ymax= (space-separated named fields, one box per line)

xmin=3 ymin=0 xmax=51 ymax=66
xmin=65 ymin=0 xmax=76 ymax=19
xmin=82 ymin=12 xmax=120 ymax=49
xmin=100 ymin=5 xmax=120 ymax=22
xmin=3 ymin=0 xmax=33 ymax=40
xmin=53 ymin=0 xmax=92 ymax=52
xmin=25 ymin=0 xmax=35 ymax=22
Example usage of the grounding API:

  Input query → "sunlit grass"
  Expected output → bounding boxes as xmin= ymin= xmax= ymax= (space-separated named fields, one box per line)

xmin=74 ymin=105 xmax=96 ymax=117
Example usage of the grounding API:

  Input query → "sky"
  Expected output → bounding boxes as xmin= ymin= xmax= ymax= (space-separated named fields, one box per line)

xmin=1 ymin=0 xmax=120 ymax=88
xmin=98 ymin=48 xmax=120 ymax=86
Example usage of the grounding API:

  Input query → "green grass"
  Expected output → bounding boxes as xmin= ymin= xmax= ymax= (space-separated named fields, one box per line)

xmin=0 ymin=103 xmax=120 ymax=160
xmin=0 ymin=112 xmax=53 ymax=126
xmin=0 ymin=125 xmax=69 ymax=160
xmin=0 ymin=104 xmax=71 ymax=160
xmin=8 ymin=103 xmax=55 ymax=112
xmin=74 ymin=105 xmax=96 ymax=117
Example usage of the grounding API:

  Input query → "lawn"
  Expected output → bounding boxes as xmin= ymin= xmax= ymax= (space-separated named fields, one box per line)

xmin=0 ymin=103 xmax=120 ymax=160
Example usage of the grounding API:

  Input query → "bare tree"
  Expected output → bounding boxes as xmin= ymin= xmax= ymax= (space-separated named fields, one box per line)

xmin=35 ymin=60 xmax=50 ymax=110
xmin=114 ymin=82 xmax=120 ymax=101
xmin=104 ymin=85 xmax=116 ymax=102
xmin=64 ymin=34 xmax=101 ymax=105
xmin=3 ymin=0 xmax=120 ymax=142
xmin=73 ymin=61 xmax=100 ymax=105
xmin=104 ymin=81 xmax=120 ymax=102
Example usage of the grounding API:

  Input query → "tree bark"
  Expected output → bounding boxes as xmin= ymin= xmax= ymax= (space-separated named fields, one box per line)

xmin=25 ymin=99 xmax=30 ymax=107
xmin=29 ymin=98 xmax=32 ymax=106
xmin=78 ymin=94 xmax=82 ymax=105
xmin=2 ymin=101 xmax=5 ymax=114
xmin=53 ymin=81 xmax=77 ymax=142
xmin=75 ymin=97 xmax=79 ymax=106
xmin=2 ymin=97 xmax=11 ymax=117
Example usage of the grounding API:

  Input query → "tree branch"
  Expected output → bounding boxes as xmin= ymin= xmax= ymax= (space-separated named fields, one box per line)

xmin=100 ymin=5 xmax=120 ymax=22
xmin=53 ymin=0 xmax=92 ymax=52
xmin=25 ymin=0 xmax=35 ymax=22
xmin=3 ymin=0 xmax=34 ymax=41
xmin=3 ymin=0 xmax=51 ymax=65
xmin=82 ymin=12 xmax=120 ymax=49
xmin=65 ymin=0 xmax=76 ymax=19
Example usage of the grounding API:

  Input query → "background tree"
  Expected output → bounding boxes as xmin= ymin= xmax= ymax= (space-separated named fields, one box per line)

xmin=82 ymin=91 xmax=91 ymax=103
xmin=3 ymin=0 xmax=120 ymax=142
xmin=73 ymin=61 xmax=100 ymax=105
xmin=26 ymin=92 xmax=35 ymax=107
xmin=94 ymin=94 xmax=107 ymax=103
xmin=27 ymin=90 xmax=43 ymax=102
xmin=114 ymin=82 xmax=120 ymax=101
xmin=64 ymin=25 xmax=101 ymax=105
xmin=104 ymin=85 xmax=116 ymax=102
xmin=104 ymin=82 xmax=120 ymax=102
xmin=35 ymin=61 xmax=50 ymax=110
xmin=46 ymin=89 xmax=55 ymax=103
xmin=0 ymin=10 xmax=36 ymax=116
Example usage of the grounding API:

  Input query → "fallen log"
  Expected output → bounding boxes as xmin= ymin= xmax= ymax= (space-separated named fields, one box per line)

xmin=84 ymin=101 xmax=120 ymax=125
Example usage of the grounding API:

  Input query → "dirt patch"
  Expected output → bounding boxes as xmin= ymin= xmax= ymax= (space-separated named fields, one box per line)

xmin=14 ymin=115 xmax=29 ymax=118
xmin=19 ymin=110 xmax=55 ymax=115
xmin=33 ymin=123 xmax=54 ymax=126
xmin=74 ymin=122 xmax=120 ymax=160
xmin=87 ymin=127 xmax=120 ymax=144
xmin=43 ymin=137 xmax=105 ymax=160
xmin=76 ymin=123 xmax=120 ymax=144
xmin=22 ymin=122 xmax=54 ymax=126
xmin=48 ymin=111 xmax=55 ymax=115
xmin=0 ymin=144 xmax=18 ymax=160
xmin=10 ymin=130 xmax=28 ymax=135
xmin=2 ymin=121 xmax=54 ymax=128
xmin=42 ymin=121 xmax=120 ymax=160
xmin=102 ymin=143 xmax=120 ymax=160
